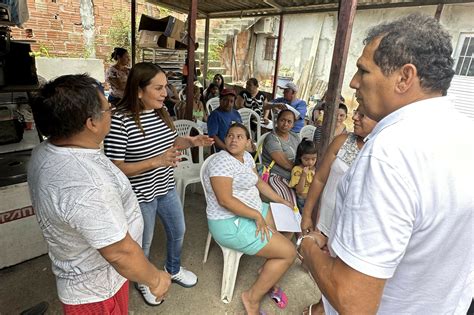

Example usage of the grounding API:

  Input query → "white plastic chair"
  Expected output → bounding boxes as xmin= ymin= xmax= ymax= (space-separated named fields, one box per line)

xmin=255 ymin=132 xmax=270 ymax=164
xmin=200 ymin=155 xmax=244 ymax=304
xmin=238 ymin=108 xmax=261 ymax=142
xmin=178 ymin=88 xmax=186 ymax=101
xmin=173 ymin=120 xmax=204 ymax=206
xmin=299 ymin=124 xmax=316 ymax=141
xmin=206 ymin=97 xmax=220 ymax=115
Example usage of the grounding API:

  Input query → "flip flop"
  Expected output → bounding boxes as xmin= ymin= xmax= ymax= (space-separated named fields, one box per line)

xmin=302 ymin=303 xmax=315 ymax=315
xmin=268 ymin=287 xmax=288 ymax=309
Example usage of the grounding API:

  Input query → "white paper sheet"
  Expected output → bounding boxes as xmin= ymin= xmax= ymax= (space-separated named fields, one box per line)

xmin=270 ymin=202 xmax=302 ymax=232
xmin=285 ymin=104 xmax=301 ymax=119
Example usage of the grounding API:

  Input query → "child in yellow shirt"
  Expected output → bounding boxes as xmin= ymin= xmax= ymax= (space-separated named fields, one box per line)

xmin=288 ymin=139 xmax=317 ymax=211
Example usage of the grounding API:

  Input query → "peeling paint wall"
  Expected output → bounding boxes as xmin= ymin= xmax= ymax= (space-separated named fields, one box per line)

xmin=253 ymin=4 xmax=474 ymax=104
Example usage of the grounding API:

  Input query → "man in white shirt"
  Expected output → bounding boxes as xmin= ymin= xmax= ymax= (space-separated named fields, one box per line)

xmin=299 ymin=14 xmax=473 ymax=314
xmin=28 ymin=74 xmax=171 ymax=313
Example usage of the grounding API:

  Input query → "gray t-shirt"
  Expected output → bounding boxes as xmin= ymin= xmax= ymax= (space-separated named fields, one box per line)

xmin=262 ymin=131 xmax=300 ymax=180
xmin=204 ymin=150 xmax=262 ymax=220
xmin=27 ymin=141 xmax=144 ymax=305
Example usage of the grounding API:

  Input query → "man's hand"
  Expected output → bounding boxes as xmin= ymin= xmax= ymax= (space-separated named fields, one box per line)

xmin=305 ymin=231 xmax=327 ymax=248
xmin=190 ymin=135 xmax=214 ymax=147
xmin=149 ymin=271 xmax=171 ymax=301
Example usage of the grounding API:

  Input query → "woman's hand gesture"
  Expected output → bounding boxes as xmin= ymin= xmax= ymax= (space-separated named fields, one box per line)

xmin=254 ymin=212 xmax=271 ymax=241
xmin=191 ymin=135 xmax=214 ymax=147
xmin=154 ymin=146 xmax=181 ymax=168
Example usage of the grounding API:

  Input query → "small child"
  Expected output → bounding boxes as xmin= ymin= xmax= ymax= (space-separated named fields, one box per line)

xmin=288 ymin=139 xmax=317 ymax=211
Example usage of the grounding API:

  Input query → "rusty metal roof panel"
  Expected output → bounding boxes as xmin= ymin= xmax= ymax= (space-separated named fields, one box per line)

xmin=149 ymin=0 xmax=474 ymax=18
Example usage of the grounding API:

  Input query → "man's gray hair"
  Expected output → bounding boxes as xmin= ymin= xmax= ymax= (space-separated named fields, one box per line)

xmin=364 ymin=13 xmax=454 ymax=95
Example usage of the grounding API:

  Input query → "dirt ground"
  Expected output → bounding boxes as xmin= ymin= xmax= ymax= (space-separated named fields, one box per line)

xmin=0 ymin=186 xmax=321 ymax=314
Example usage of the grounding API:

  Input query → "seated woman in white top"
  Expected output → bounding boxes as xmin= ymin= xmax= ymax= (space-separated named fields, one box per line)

xmin=203 ymin=123 xmax=296 ymax=314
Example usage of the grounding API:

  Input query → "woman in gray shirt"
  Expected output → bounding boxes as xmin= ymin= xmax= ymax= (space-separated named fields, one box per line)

xmin=262 ymin=109 xmax=300 ymax=208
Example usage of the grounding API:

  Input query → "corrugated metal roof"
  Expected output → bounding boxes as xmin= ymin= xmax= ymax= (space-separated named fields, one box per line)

xmin=148 ymin=0 xmax=474 ymax=18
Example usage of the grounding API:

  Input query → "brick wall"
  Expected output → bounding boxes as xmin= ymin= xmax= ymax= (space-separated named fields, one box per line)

xmin=10 ymin=0 xmax=173 ymax=66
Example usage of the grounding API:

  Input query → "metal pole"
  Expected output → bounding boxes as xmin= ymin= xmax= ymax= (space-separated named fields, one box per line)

xmin=131 ymin=0 xmax=136 ymax=66
xmin=272 ymin=14 xmax=284 ymax=99
xmin=185 ymin=0 xmax=198 ymax=120
xmin=203 ymin=17 xmax=210 ymax=87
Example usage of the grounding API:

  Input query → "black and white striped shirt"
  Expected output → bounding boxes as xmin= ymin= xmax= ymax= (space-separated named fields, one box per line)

xmin=104 ymin=110 xmax=177 ymax=203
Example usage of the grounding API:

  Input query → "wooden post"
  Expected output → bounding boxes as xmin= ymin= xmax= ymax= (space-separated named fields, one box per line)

xmin=185 ymin=0 xmax=198 ymax=121
xmin=272 ymin=14 xmax=284 ymax=99
xmin=435 ymin=4 xmax=444 ymax=21
xmin=131 ymin=0 xmax=136 ymax=66
xmin=203 ymin=17 xmax=210 ymax=87
xmin=318 ymin=0 xmax=358 ymax=164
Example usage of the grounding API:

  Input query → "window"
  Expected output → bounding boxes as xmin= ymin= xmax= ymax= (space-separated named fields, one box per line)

xmin=454 ymin=34 xmax=474 ymax=76
xmin=264 ymin=37 xmax=277 ymax=61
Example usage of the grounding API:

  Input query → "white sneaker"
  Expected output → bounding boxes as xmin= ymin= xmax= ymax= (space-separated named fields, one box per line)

xmin=135 ymin=283 xmax=163 ymax=306
xmin=165 ymin=266 xmax=198 ymax=288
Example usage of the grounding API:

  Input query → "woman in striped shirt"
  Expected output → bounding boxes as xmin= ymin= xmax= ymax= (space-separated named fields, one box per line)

xmin=104 ymin=62 xmax=213 ymax=306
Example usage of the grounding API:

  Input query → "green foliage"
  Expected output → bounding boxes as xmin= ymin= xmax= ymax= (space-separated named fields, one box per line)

xmin=209 ymin=39 xmax=224 ymax=61
xmin=30 ymin=44 xmax=53 ymax=58
xmin=107 ymin=11 xmax=132 ymax=54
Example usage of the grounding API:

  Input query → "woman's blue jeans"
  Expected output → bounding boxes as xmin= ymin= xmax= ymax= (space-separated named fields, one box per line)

xmin=139 ymin=188 xmax=185 ymax=275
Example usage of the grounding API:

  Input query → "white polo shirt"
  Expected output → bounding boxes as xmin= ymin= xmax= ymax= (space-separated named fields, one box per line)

xmin=323 ymin=97 xmax=474 ymax=314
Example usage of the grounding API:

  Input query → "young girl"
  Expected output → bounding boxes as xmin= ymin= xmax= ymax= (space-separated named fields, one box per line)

xmin=288 ymin=139 xmax=318 ymax=211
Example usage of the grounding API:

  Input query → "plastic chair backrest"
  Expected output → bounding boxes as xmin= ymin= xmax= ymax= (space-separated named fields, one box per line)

xmin=178 ymin=88 xmax=186 ymax=101
xmin=299 ymin=124 xmax=316 ymax=141
xmin=255 ymin=132 xmax=270 ymax=164
xmin=206 ymin=97 xmax=220 ymax=115
xmin=237 ymin=108 xmax=261 ymax=142
xmin=200 ymin=154 xmax=218 ymax=201
xmin=173 ymin=119 xmax=203 ymax=163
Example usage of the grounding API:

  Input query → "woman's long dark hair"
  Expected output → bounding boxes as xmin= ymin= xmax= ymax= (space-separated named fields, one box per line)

xmin=111 ymin=47 xmax=127 ymax=61
xmin=117 ymin=62 xmax=175 ymax=133
xmin=213 ymin=73 xmax=225 ymax=92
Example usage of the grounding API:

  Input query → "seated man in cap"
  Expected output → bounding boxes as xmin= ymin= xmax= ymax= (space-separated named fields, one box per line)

xmin=207 ymin=88 xmax=242 ymax=151
xmin=264 ymin=82 xmax=307 ymax=133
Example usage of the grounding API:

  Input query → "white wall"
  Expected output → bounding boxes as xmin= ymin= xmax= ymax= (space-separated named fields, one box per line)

xmin=35 ymin=57 xmax=105 ymax=82
xmin=253 ymin=4 xmax=474 ymax=103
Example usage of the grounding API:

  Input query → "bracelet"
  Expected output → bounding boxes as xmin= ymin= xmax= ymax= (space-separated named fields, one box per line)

xmin=296 ymin=235 xmax=316 ymax=261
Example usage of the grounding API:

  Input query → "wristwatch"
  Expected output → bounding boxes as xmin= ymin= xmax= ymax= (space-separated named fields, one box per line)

xmin=296 ymin=234 xmax=317 ymax=261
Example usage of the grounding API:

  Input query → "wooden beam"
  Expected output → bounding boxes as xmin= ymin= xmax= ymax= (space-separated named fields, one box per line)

xmin=435 ymin=3 xmax=444 ymax=21
xmin=131 ymin=0 xmax=136 ymax=66
xmin=203 ymin=17 xmax=210 ymax=87
xmin=318 ymin=0 xmax=358 ymax=165
xmin=185 ymin=0 xmax=198 ymax=120
xmin=272 ymin=14 xmax=284 ymax=99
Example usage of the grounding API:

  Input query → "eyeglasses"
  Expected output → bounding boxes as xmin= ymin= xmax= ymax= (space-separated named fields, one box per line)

xmin=101 ymin=105 xmax=116 ymax=114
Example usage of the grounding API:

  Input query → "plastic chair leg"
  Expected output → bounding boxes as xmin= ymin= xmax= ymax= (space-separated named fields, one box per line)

xmin=219 ymin=245 xmax=244 ymax=304
xmin=203 ymin=231 xmax=212 ymax=263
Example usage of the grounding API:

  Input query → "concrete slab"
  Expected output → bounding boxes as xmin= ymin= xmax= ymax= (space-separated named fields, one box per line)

xmin=0 ymin=187 xmax=321 ymax=314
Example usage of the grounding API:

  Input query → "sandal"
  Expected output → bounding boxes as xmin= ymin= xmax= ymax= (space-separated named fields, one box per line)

xmin=268 ymin=286 xmax=288 ymax=309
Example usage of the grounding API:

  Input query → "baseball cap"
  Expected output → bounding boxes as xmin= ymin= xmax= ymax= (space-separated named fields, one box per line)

xmin=220 ymin=88 xmax=236 ymax=98
xmin=278 ymin=82 xmax=298 ymax=93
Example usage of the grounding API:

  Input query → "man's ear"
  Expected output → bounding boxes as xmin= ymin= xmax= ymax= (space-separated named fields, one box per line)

xmin=395 ymin=64 xmax=417 ymax=94
xmin=85 ymin=116 xmax=99 ymax=133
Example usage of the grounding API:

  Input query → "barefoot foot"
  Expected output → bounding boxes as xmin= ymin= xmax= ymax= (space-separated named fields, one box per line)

xmin=302 ymin=300 xmax=324 ymax=315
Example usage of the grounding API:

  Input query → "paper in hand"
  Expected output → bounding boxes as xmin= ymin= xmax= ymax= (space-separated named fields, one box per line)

xmin=270 ymin=202 xmax=302 ymax=232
